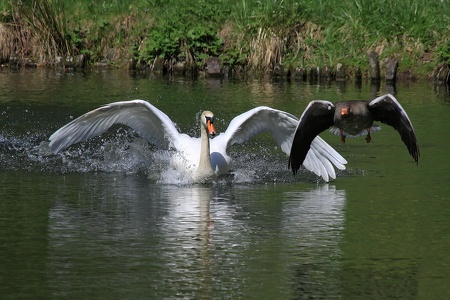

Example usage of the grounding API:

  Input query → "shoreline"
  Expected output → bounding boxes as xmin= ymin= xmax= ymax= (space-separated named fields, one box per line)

xmin=2 ymin=54 xmax=449 ymax=85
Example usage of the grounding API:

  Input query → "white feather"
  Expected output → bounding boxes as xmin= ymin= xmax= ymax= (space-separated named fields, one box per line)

xmin=49 ymin=101 xmax=347 ymax=182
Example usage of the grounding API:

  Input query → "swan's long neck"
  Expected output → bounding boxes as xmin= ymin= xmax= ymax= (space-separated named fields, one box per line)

xmin=193 ymin=120 xmax=214 ymax=181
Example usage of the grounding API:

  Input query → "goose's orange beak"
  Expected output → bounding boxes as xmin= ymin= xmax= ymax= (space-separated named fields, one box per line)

xmin=341 ymin=108 xmax=349 ymax=116
xmin=207 ymin=120 xmax=217 ymax=138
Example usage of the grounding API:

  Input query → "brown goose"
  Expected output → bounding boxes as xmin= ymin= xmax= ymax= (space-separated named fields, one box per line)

xmin=289 ymin=94 xmax=420 ymax=175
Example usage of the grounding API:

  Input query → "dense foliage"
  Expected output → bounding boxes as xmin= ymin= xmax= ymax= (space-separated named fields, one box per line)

xmin=1 ymin=0 xmax=449 ymax=77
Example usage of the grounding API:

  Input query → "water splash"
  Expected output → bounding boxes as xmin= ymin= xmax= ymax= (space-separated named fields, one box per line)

xmin=0 ymin=130 xmax=329 ymax=185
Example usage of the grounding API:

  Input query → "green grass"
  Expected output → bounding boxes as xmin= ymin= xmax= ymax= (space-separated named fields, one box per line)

xmin=1 ymin=0 xmax=449 ymax=77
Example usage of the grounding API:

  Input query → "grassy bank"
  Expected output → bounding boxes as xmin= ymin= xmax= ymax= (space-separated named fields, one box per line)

xmin=1 ymin=0 xmax=449 ymax=79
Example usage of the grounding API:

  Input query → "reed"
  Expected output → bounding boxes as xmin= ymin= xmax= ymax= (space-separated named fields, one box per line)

xmin=0 ymin=7 xmax=33 ymax=63
xmin=7 ymin=0 xmax=71 ymax=64
xmin=1 ymin=0 xmax=449 ymax=75
xmin=229 ymin=0 xmax=427 ymax=73
xmin=304 ymin=0 xmax=450 ymax=58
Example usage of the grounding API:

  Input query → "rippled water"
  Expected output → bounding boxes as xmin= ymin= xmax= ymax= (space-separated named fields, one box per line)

xmin=1 ymin=69 xmax=450 ymax=298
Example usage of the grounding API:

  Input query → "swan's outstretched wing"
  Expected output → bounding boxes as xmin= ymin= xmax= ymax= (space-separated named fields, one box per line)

xmin=215 ymin=106 xmax=347 ymax=181
xmin=49 ymin=100 xmax=180 ymax=153
xmin=219 ymin=106 xmax=298 ymax=154
xmin=304 ymin=136 xmax=347 ymax=182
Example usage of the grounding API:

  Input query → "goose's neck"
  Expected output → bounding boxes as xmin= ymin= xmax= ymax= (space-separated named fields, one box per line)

xmin=194 ymin=121 xmax=214 ymax=181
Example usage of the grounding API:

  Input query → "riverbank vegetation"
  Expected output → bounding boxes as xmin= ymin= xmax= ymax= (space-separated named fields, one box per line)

xmin=1 ymin=0 xmax=449 ymax=79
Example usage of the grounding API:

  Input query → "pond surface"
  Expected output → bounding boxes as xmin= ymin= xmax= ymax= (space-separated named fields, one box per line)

xmin=1 ymin=69 xmax=449 ymax=299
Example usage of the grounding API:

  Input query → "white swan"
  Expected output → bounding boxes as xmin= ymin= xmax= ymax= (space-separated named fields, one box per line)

xmin=49 ymin=100 xmax=347 ymax=182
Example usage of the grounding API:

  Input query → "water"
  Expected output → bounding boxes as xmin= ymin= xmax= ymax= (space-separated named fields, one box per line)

xmin=1 ymin=69 xmax=450 ymax=298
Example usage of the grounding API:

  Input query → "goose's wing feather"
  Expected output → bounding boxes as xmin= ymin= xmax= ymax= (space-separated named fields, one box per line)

xmin=49 ymin=100 xmax=180 ymax=153
xmin=289 ymin=100 xmax=336 ymax=174
xmin=368 ymin=94 xmax=420 ymax=164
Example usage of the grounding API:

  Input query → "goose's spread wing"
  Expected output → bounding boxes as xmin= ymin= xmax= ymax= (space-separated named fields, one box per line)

xmin=289 ymin=100 xmax=336 ymax=174
xmin=368 ymin=94 xmax=420 ymax=164
xmin=49 ymin=100 xmax=180 ymax=153
xmin=215 ymin=106 xmax=346 ymax=181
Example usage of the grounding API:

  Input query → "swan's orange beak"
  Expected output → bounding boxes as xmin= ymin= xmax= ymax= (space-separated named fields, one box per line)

xmin=341 ymin=108 xmax=349 ymax=116
xmin=207 ymin=120 xmax=217 ymax=138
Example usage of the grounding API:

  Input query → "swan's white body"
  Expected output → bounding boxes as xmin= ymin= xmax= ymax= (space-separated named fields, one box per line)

xmin=49 ymin=100 xmax=347 ymax=182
